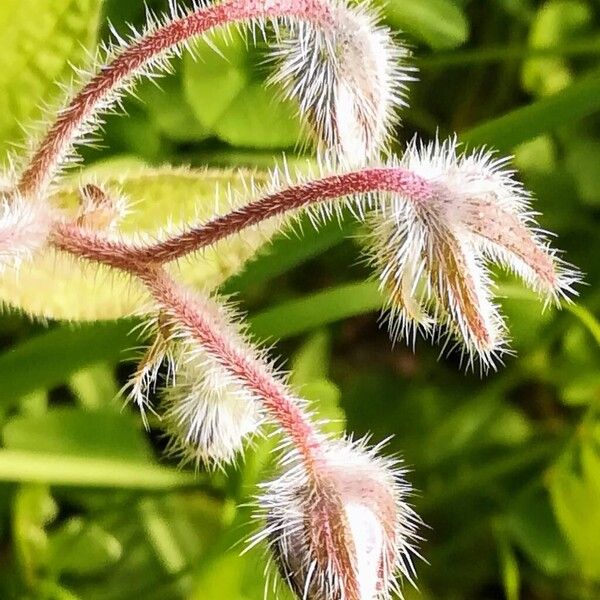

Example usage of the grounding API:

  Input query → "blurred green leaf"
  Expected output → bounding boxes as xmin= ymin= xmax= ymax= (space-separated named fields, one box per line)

xmin=505 ymin=485 xmax=574 ymax=575
xmin=382 ymin=0 xmax=469 ymax=49
xmin=69 ymin=364 xmax=120 ymax=410
xmin=12 ymin=485 xmax=57 ymax=588
xmin=0 ymin=321 xmax=134 ymax=407
xmin=464 ymin=68 xmax=600 ymax=151
xmin=184 ymin=32 xmax=300 ymax=148
xmin=0 ymin=0 xmax=102 ymax=154
xmin=3 ymin=408 xmax=151 ymax=461
xmin=47 ymin=517 xmax=122 ymax=576
xmin=0 ymin=450 xmax=197 ymax=489
xmin=495 ymin=529 xmax=521 ymax=600
xmin=522 ymin=0 xmax=592 ymax=97
xmin=249 ymin=281 xmax=383 ymax=339
xmin=549 ymin=442 xmax=600 ymax=580
xmin=291 ymin=331 xmax=345 ymax=435
xmin=564 ymin=134 xmax=600 ymax=205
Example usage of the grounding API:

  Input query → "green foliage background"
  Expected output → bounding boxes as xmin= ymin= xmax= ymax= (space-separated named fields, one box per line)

xmin=0 ymin=0 xmax=599 ymax=598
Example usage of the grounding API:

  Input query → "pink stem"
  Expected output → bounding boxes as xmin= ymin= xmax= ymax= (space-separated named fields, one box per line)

xmin=51 ymin=167 xmax=433 ymax=270
xmin=16 ymin=0 xmax=334 ymax=198
xmin=139 ymin=265 xmax=323 ymax=466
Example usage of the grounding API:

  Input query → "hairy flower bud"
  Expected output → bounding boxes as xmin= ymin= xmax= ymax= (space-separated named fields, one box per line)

xmin=366 ymin=136 xmax=581 ymax=369
xmin=271 ymin=0 xmax=413 ymax=165
xmin=255 ymin=438 xmax=420 ymax=599
xmin=125 ymin=298 xmax=266 ymax=468
xmin=161 ymin=338 xmax=261 ymax=469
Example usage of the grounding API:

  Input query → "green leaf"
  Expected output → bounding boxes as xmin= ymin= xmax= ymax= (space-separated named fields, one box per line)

xmin=382 ymin=0 xmax=469 ymax=49
xmin=249 ymin=281 xmax=383 ymax=339
xmin=495 ymin=529 xmax=521 ymax=600
xmin=224 ymin=218 xmax=355 ymax=294
xmin=69 ymin=363 xmax=120 ymax=410
xmin=505 ymin=485 xmax=574 ymax=576
xmin=0 ymin=165 xmax=278 ymax=320
xmin=291 ymin=332 xmax=345 ymax=435
xmin=463 ymin=67 xmax=600 ymax=151
xmin=0 ymin=0 xmax=102 ymax=154
xmin=3 ymin=408 xmax=152 ymax=461
xmin=522 ymin=0 xmax=592 ymax=97
xmin=184 ymin=32 xmax=301 ymax=148
xmin=0 ymin=321 xmax=134 ymax=406
xmin=0 ymin=449 xmax=197 ymax=489
xmin=12 ymin=485 xmax=57 ymax=587
xmin=47 ymin=517 xmax=122 ymax=576
xmin=549 ymin=443 xmax=600 ymax=580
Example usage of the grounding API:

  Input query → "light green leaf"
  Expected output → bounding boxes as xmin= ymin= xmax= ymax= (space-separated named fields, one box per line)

xmin=505 ymin=485 xmax=574 ymax=576
xmin=47 ymin=517 xmax=122 ymax=576
xmin=495 ymin=530 xmax=521 ymax=600
xmin=522 ymin=1 xmax=592 ymax=97
xmin=249 ymin=281 xmax=383 ymax=339
xmin=12 ymin=485 xmax=57 ymax=587
xmin=3 ymin=408 xmax=152 ymax=461
xmin=0 ymin=449 xmax=197 ymax=489
xmin=549 ymin=443 xmax=600 ymax=580
xmin=291 ymin=332 xmax=345 ymax=435
xmin=69 ymin=363 xmax=120 ymax=410
xmin=382 ymin=0 xmax=469 ymax=49
xmin=0 ymin=0 xmax=102 ymax=154
xmin=0 ymin=321 xmax=134 ymax=406
xmin=0 ymin=165 xmax=278 ymax=320
xmin=184 ymin=32 xmax=301 ymax=148
xmin=463 ymin=67 xmax=600 ymax=151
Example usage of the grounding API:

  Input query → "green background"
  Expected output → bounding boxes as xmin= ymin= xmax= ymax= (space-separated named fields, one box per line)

xmin=0 ymin=0 xmax=599 ymax=598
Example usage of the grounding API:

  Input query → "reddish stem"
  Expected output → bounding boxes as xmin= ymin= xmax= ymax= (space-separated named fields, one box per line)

xmin=51 ymin=167 xmax=433 ymax=270
xmin=16 ymin=0 xmax=334 ymax=198
xmin=138 ymin=265 xmax=323 ymax=466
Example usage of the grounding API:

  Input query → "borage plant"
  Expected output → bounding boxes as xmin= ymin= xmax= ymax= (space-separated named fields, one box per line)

xmin=0 ymin=1 xmax=581 ymax=598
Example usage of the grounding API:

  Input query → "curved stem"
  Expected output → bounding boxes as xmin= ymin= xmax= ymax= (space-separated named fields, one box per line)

xmin=16 ymin=0 xmax=334 ymax=198
xmin=50 ymin=167 xmax=433 ymax=270
xmin=137 ymin=265 xmax=323 ymax=466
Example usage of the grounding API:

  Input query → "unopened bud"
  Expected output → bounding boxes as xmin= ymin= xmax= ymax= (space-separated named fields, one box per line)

xmin=256 ymin=439 xmax=420 ymax=599
xmin=272 ymin=1 xmax=413 ymax=165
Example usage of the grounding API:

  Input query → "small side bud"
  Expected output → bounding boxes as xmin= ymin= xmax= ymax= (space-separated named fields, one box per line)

xmin=76 ymin=183 xmax=127 ymax=231
xmin=255 ymin=438 xmax=420 ymax=599
xmin=125 ymin=298 xmax=265 ymax=469
xmin=272 ymin=0 xmax=414 ymax=165
xmin=162 ymin=342 xmax=261 ymax=469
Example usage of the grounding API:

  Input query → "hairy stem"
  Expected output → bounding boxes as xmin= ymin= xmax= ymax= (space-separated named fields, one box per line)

xmin=51 ymin=167 xmax=433 ymax=269
xmin=16 ymin=0 xmax=334 ymax=198
xmin=137 ymin=265 xmax=323 ymax=466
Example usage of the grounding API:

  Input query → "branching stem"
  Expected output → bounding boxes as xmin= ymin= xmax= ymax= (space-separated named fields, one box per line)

xmin=51 ymin=166 xmax=433 ymax=269
xmin=16 ymin=0 xmax=335 ymax=198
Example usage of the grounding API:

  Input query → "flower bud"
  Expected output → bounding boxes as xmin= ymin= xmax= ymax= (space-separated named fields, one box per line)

xmin=366 ymin=136 xmax=581 ymax=369
xmin=256 ymin=439 xmax=420 ymax=599
xmin=271 ymin=1 xmax=413 ymax=165
xmin=162 ymin=340 xmax=260 ymax=468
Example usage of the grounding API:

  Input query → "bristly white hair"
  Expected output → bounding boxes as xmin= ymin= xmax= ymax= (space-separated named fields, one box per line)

xmin=250 ymin=436 xmax=421 ymax=600
xmin=270 ymin=0 xmax=414 ymax=166
xmin=364 ymin=135 xmax=582 ymax=371
xmin=161 ymin=328 xmax=262 ymax=470
xmin=0 ymin=179 xmax=53 ymax=272
xmin=127 ymin=293 xmax=286 ymax=470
